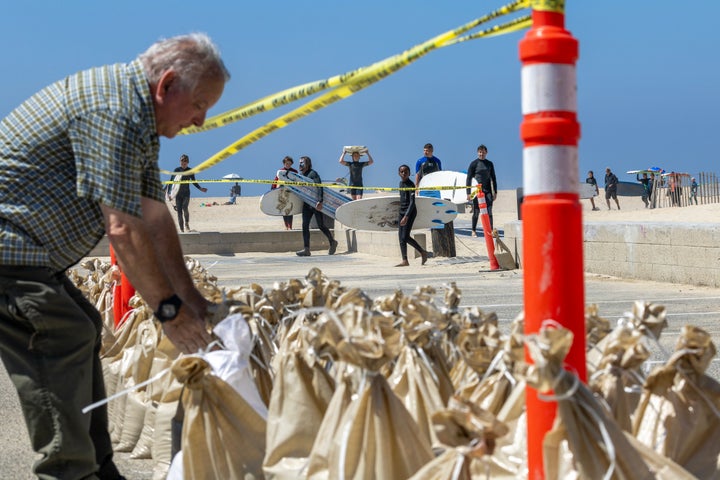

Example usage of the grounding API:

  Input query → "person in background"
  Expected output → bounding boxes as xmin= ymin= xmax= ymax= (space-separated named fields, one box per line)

xmin=667 ymin=174 xmax=682 ymax=207
xmin=338 ymin=147 xmax=374 ymax=200
xmin=0 ymin=32 xmax=228 ymax=480
xmin=691 ymin=177 xmax=698 ymax=205
xmin=414 ymin=143 xmax=442 ymax=195
xmin=637 ymin=172 xmax=651 ymax=208
xmin=649 ymin=172 xmax=657 ymax=208
xmin=604 ymin=167 xmax=620 ymax=210
xmin=170 ymin=154 xmax=208 ymax=232
xmin=465 ymin=144 xmax=498 ymax=234
xmin=295 ymin=156 xmax=338 ymax=256
xmin=396 ymin=164 xmax=430 ymax=267
xmin=586 ymin=170 xmax=600 ymax=211
xmin=225 ymin=182 xmax=241 ymax=204
xmin=272 ymin=156 xmax=298 ymax=229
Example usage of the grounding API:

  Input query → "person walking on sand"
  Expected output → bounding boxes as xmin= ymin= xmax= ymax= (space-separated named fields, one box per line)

xmin=295 ymin=156 xmax=338 ymax=257
xmin=604 ymin=167 xmax=620 ymax=210
xmin=0 ymin=32 xmax=228 ymax=480
xmin=339 ymin=147 xmax=374 ymax=200
xmin=691 ymin=177 xmax=698 ymax=205
xmin=169 ymin=154 xmax=207 ymax=232
xmin=272 ymin=156 xmax=298 ymax=229
xmin=586 ymin=170 xmax=600 ymax=211
xmin=396 ymin=164 xmax=430 ymax=267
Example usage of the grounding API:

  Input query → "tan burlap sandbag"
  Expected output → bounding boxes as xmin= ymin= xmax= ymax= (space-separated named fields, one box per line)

xmin=587 ymin=301 xmax=667 ymax=375
xmin=306 ymin=372 xmax=355 ymax=479
xmin=172 ymin=356 xmax=266 ymax=480
xmin=388 ymin=345 xmax=447 ymax=447
xmin=633 ymin=325 xmax=720 ymax=479
xmin=263 ymin=349 xmax=335 ymax=479
xmin=409 ymin=396 xmax=515 ymax=480
xmin=130 ymin=332 xmax=180 ymax=459
xmin=589 ymin=325 xmax=649 ymax=432
xmin=326 ymin=373 xmax=433 ymax=480
xmin=150 ymin=372 xmax=183 ymax=480
xmin=523 ymin=325 xmax=657 ymax=479
xmin=115 ymin=319 xmax=160 ymax=452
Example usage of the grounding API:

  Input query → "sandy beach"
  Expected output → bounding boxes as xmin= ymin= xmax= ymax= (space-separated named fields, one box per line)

xmin=176 ymin=189 xmax=719 ymax=235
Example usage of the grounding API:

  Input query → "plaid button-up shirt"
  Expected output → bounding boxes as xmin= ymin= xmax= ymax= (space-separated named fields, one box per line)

xmin=0 ymin=58 xmax=164 ymax=273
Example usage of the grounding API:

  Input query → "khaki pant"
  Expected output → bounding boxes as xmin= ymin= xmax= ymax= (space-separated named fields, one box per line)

xmin=0 ymin=266 xmax=119 ymax=480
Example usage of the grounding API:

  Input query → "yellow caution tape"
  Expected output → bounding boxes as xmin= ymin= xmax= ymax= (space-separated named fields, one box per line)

xmin=181 ymin=0 xmax=530 ymax=136
xmin=163 ymin=177 xmax=477 ymax=192
xmin=167 ymin=1 xmax=532 ymax=177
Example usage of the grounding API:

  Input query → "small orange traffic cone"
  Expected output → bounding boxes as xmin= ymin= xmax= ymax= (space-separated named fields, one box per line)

xmin=109 ymin=245 xmax=136 ymax=328
xmin=475 ymin=187 xmax=500 ymax=270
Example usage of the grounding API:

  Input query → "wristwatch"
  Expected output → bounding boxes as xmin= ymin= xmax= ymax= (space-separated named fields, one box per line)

xmin=154 ymin=294 xmax=182 ymax=323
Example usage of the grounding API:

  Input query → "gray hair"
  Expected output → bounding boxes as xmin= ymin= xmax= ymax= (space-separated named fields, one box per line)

xmin=139 ymin=32 xmax=231 ymax=91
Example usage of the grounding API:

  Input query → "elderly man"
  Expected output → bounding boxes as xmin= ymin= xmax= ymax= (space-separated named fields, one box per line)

xmin=0 ymin=33 xmax=229 ymax=479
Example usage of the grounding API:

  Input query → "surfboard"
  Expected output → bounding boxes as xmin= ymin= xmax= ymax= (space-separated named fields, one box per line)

xmin=335 ymin=196 xmax=458 ymax=231
xmin=579 ymin=182 xmax=597 ymax=199
xmin=277 ymin=170 xmax=352 ymax=218
xmin=343 ymin=145 xmax=367 ymax=154
xmin=259 ymin=188 xmax=304 ymax=216
xmin=615 ymin=181 xmax=645 ymax=197
xmin=166 ymin=174 xmax=182 ymax=201
xmin=418 ymin=170 xmax=477 ymax=204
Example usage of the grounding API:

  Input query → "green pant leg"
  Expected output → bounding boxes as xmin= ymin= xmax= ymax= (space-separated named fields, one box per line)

xmin=0 ymin=268 xmax=108 ymax=479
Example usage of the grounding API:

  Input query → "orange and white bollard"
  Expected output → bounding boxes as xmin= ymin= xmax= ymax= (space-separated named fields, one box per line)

xmin=475 ymin=187 xmax=500 ymax=270
xmin=519 ymin=2 xmax=587 ymax=478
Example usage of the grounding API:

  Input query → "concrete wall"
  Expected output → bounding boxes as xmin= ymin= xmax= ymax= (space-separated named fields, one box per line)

xmin=503 ymin=221 xmax=720 ymax=288
xmin=87 ymin=227 xmax=426 ymax=259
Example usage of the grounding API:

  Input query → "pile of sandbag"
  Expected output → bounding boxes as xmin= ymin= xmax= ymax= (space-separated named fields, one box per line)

xmin=71 ymin=260 xmax=720 ymax=480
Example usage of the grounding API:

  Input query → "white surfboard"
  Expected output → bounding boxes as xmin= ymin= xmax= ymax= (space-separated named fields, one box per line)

xmin=343 ymin=145 xmax=367 ymax=154
xmin=166 ymin=174 xmax=183 ymax=201
xmin=579 ymin=182 xmax=598 ymax=199
xmin=335 ymin=196 xmax=458 ymax=231
xmin=418 ymin=170 xmax=477 ymax=204
xmin=259 ymin=188 xmax=304 ymax=216
xmin=277 ymin=170 xmax=351 ymax=218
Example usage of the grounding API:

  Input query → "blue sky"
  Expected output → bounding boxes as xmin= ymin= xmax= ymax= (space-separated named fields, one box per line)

xmin=3 ymin=1 xmax=719 ymax=197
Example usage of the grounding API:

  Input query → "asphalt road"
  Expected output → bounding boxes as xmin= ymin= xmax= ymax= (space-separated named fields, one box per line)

xmin=2 ymin=252 xmax=720 ymax=479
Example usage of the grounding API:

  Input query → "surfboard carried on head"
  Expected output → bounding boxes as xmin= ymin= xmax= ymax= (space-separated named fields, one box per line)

xmin=343 ymin=145 xmax=368 ymax=154
xmin=259 ymin=188 xmax=304 ymax=216
xmin=277 ymin=170 xmax=352 ymax=218
xmin=418 ymin=170 xmax=477 ymax=204
xmin=335 ymin=196 xmax=458 ymax=231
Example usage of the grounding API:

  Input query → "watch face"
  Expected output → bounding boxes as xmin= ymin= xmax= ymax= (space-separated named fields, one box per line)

xmin=161 ymin=304 xmax=177 ymax=318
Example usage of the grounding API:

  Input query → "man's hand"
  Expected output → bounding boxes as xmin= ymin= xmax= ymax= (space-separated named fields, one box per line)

xmin=161 ymin=305 xmax=213 ymax=354
xmin=316 ymin=201 xmax=323 ymax=211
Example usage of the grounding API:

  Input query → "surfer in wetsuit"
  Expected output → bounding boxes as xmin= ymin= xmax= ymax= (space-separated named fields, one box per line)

xmin=339 ymin=147 xmax=374 ymax=200
xmin=295 ymin=156 xmax=338 ymax=257
xmin=466 ymin=144 xmax=497 ymax=235
xmin=170 ymin=154 xmax=207 ymax=232
xmin=396 ymin=164 xmax=430 ymax=267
